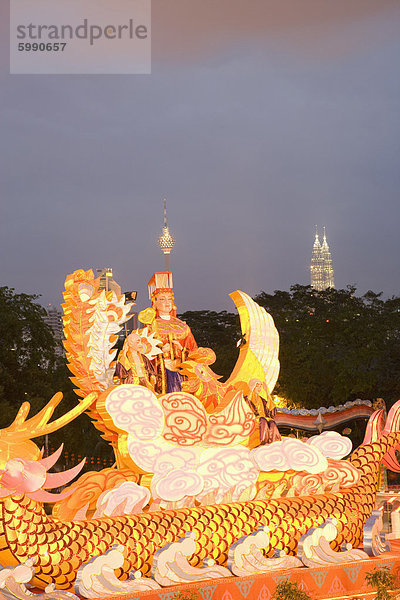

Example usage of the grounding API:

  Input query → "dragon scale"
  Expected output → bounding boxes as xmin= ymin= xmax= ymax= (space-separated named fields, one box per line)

xmin=0 ymin=431 xmax=396 ymax=591
xmin=0 ymin=273 xmax=397 ymax=593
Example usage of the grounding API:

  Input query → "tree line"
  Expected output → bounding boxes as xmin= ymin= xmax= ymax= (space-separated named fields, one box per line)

xmin=0 ymin=286 xmax=102 ymax=454
xmin=182 ymin=284 xmax=400 ymax=409
xmin=1 ymin=283 xmax=400 ymax=445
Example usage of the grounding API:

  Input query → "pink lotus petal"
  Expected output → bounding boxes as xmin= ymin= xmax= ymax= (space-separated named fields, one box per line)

xmin=39 ymin=445 xmax=64 ymax=471
xmin=1 ymin=459 xmax=46 ymax=494
xmin=363 ymin=410 xmax=383 ymax=444
xmin=44 ymin=458 xmax=85 ymax=489
xmin=0 ymin=487 xmax=14 ymax=498
xmin=382 ymin=447 xmax=400 ymax=473
xmin=384 ymin=399 xmax=400 ymax=434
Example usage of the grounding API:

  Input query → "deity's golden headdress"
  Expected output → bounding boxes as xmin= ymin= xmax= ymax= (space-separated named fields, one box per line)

xmin=139 ymin=272 xmax=175 ymax=325
xmin=147 ymin=272 xmax=174 ymax=299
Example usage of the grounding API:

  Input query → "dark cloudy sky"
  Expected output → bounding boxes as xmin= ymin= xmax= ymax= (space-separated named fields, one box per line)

xmin=1 ymin=1 xmax=399 ymax=314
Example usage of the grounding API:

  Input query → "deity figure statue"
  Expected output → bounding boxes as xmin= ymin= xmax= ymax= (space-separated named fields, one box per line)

xmin=246 ymin=378 xmax=281 ymax=445
xmin=115 ymin=332 xmax=157 ymax=389
xmin=138 ymin=272 xmax=198 ymax=394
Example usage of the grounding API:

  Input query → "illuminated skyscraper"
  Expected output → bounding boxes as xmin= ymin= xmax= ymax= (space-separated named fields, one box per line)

xmin=44 ymin=304 xmax=64 ymax=355
xmin=310 ymin=227 xmax=335 ymax=290
xmin=95 ymin=268 xmax=138 ymax=342
xmin=320 ymin=227 xmax=335 ymax=289
xmin=44 ymin=304 xmax=63 ymax=340
xmin=158 ymin=199 xmax=175 ymax=271
xmin=310 ymin=229 xmax=324 ymax=290
xmin=95 ymin=268 xmax=121 ymax=295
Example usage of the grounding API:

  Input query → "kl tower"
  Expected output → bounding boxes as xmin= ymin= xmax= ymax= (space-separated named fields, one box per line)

xmin=158 ymin=198 xmax=175 ymax=271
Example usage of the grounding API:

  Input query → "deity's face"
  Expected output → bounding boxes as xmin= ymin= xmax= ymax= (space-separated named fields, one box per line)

xmin=127 ymin=333 xmax=144 ymax=352
xmin=154 ymin=292 xmax=174 ymax=315
xmin=249 ymin=379 xmax=262 ymax=394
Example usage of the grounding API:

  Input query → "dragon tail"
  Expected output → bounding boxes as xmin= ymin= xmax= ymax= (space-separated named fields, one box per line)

xmin=350 ymin=398 xmax=400 ymax=482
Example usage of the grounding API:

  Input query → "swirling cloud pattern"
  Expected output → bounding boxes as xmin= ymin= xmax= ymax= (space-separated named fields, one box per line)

xmin=288 ymin=457 xmax=361 ymax=496
xmin=153 ymin=446 xmax=201 ymax=477
xmin=94 ymin=481 xmax=150 ymax=517
xmin=106 ymin=385 xmax=164 ymax=440
xmin=127 ymin=437 xmax=201 ymax=475
xmin=324 ymin=459 xmax=360 ymax=487
xmin=205 ymin=392 xmax=256 ymax=446
xmin=152 ymin=469 xmax=204 ymax=502
xmin=306 ymin=431 xmax=352 ymax=459
xmin=197 ymin=446 xmax=258 ymax=502
xmin=252 ymin=438 xmax=328 ymax=474
xmin=127 ymin=437 xmax=175 ymax=473
xmin=251 ymin=444 xmax=288 ymax=472
xmin=161 ymin=392 xmax=207 ymax=446
xmin=289 ymin=472 xmax=325 ymax=496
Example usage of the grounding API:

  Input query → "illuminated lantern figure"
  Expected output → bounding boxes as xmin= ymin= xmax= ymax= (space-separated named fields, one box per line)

xmin=139 ymin=272 xmax=197 ymax=394
xmin=115 ymin=332 xmax=157 ymax=389
xmin=246 ymin=378 xmax=281 ymax=445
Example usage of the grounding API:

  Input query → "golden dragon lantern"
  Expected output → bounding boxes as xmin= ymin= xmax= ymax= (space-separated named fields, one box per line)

xmin=0 ymin=268 xmax=398 ymax=599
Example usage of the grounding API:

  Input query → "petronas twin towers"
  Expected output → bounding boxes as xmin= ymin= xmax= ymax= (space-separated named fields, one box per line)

xmin=310 ymin=227 xmax=335 ymax=291
xmin=158 ymin=203 xmax=335 ymax=292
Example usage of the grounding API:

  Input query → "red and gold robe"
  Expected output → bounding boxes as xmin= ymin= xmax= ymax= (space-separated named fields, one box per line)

xmin=149 ymin=316 xmax=197 ymax=393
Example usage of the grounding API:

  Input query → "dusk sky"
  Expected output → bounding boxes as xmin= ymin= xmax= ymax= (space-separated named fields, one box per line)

xmin=1 ymin=1 xmax=399 ymax=314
